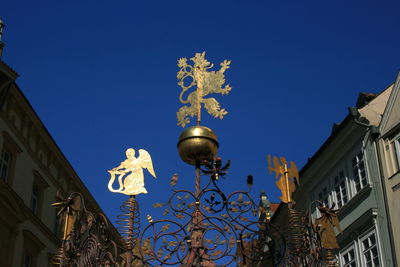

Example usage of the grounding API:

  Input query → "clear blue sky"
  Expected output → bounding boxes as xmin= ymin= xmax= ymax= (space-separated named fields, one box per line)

xmin=2 ymin=1 xmax=400 ymax=225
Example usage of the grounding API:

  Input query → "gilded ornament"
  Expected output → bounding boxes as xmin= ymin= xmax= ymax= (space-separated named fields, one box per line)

xmin=267 ymin=155 xmax=299 ymax=203
xmin=108 ymin=148 xmax=156 ymax=195
xmin=315 ymin=204 xmax=342 ymax=249
xmin=177 ymin=125 xmax=218 ymax=165
xmin=176 ymin=51 xmax=232 ymax=127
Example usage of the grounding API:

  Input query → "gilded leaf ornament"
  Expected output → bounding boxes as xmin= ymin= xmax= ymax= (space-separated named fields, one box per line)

xmin=107 ymin=148 xmax=156 ymax=196
xmin=267 ymin=155 xmax=299 ymax=203
xmin=52 ymin=192 xmax=84 ymax=240
xmin=177 ymin=51 xmax=232 ymax=127
xmin=315 ymin=204 xmax=342 ymax=249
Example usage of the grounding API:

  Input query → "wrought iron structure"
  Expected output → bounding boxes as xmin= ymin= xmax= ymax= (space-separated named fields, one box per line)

xmin=53 ymin=52 xmax=342 ymax=267
xmin=137 ymin=158 xmax=285 ymax=266
xmin=270 ymin=200 xmax=342 ymax=267
xmin=52 ymin=192 xmax=118 ymax=266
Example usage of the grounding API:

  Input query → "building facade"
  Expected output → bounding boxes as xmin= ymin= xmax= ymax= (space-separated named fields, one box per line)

xmin=0 ymin=32 xmax=120 ymax=267
xmin=291 ymin=79 xmax=397 ymax=266
xmin=377 ymin=73 xmax=400 ymax=263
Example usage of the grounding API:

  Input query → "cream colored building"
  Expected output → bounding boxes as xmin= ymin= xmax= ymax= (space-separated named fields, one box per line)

xmin=0 ymin=36 xmax=120 ymax=267
xmin=377 ymin=72 xmax=400 ymax=264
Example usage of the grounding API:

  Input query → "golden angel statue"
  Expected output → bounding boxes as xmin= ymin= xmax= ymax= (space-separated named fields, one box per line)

xmin=267 ymin=155 xmax=299 ymax=203
xmin=176 ymin=51 xmax=232 ymax=127
xmin=107 ymin=148 xmax=156 ymax=196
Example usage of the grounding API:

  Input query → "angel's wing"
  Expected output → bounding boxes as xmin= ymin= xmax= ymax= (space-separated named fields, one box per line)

xmin=268 ymin=155 xmax=283 ymax=178
xmin=138 ymin=149 xmax=156 ymax=178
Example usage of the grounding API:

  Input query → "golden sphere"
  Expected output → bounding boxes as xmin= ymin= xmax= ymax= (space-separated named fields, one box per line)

xmin=177 ymin=126 xmax=219 ymax=166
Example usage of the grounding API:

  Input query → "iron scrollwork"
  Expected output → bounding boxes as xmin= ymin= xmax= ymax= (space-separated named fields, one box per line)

xmin=53 ymin=192 xmax=118 ymax=266
xmin=140 ymin=158 xmax=286 ymax=266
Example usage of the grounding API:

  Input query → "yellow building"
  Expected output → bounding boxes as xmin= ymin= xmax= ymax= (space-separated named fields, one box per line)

xmin=0 ymin=19 xmax=120 ymax=267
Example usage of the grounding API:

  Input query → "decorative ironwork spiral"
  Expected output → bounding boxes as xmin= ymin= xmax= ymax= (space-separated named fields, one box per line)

xmin=276 ymin=206 xmax=325 ymax=266
xmin=287 ymin=206 xmax=305 ymax=256
xmin=324 ymin=248 xmax=338 ymax=266
xmin=52 ymin=246 xmax=65 ymax=265
xmin=77 ymin=236 xmax=99 ymax=266
xmin=116 ymin=196 xmax=141 ymax=250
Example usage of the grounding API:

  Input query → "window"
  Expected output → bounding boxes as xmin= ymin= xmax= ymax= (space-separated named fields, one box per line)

xmin=317 ymin=184 xmax=330 ymax=207
xmin=384 ymin=133 xmax=400 ymax=176
xmin=0 ymin=131 xmax=22 ymax=185
xmin=0 ymin=148 xmax=11 ymax=181
xmin=333 ymin=170 xmax=348 ymax=208
xmin=53 ymin=212 xmax=61 ymax=237
xmin=339 ymin=229 xmax=382 ymax=267
xmin=30 ymin=185 xmax=39 ymax=214
xmin=394 ymin=136 xmax=400 ymax=172
xmin=30 ymin=171 xmax=49 ymax=217
xmin=361 ymin=231 xmax=380 ymax=267
xmin=352 ymin=151 xmax=367 ymax=193
xmin=23 ymin=254 xmax=32 ymax=267
xmin=340 ymin=245 xmax=357 ymax=267
xmin=313 ymin=148 xmax=369 ymax=213
xmin=22 ymin=230 xmax=45 ymax=267
xmin=313 ymin=182 xmax=332 ymax=218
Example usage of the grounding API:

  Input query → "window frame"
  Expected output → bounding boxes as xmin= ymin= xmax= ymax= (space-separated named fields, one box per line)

xmin=0 ymin=148 xmax=12 ymax=182
xmin=394 ymin=135 xmax=400 ymax=172
xmin=317 ymin=182 xmax=331 ymax=208
xmin=313 ymin=180 xmax=333 ymax=218
xmin=339 ymin=243 xmax=358 ymax=267
xmin=0 ymin=131 xmax=22 ymax=186
xmin=29 ymin=170 xmax=49 ymax=218
xmin=359 ymin=229 xmax=381 ymax=267
xmin=53 ymin=210 xmax=61 ymax=238
xmin=21 ymin=230 xmax=45 ymax=267
xmin=312 ymin=145 xmax=370 ymax=215
xmin=331 ymin=168 xmax=350 ymax=209
xmin=382 ymin=131 xmax=400 ymax=176
xmin=338 ymin=228 xmax=382 ymax=267
xmin=29 ymin=185 xmax=39 ymax=214
xmin=23 ymin=254 xmax=33 ymax=267
xmin=350 ymin=150 xmax=368 ymax=194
